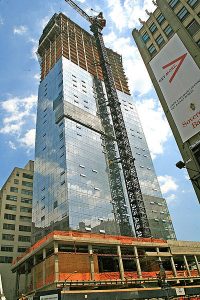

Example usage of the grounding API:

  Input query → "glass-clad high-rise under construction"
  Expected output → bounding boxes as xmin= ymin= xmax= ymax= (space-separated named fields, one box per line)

xmin=33 ymin=13 xmax=176 ymax=242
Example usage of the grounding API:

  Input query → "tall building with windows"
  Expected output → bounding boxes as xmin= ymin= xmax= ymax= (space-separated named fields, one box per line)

xmin=133 ymin=0 xmax=200 ymax=202
xmin=33 ymin=13 xmax=175 ymax=243
xmin=0 ymin=160 xmax=33 ymax=300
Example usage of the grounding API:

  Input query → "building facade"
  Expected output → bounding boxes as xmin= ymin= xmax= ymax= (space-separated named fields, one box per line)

xmin=12 ymin=230 xmax=200 ymax=299
xmin=0 ymin=160 xmax=33 ymax=300
xmin=33 ymin=13 xmax=175 ymax=242
xmin=132 ymin=0 xmax=200 ymax=202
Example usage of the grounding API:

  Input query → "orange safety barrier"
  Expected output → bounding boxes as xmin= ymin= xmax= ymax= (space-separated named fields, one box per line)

xmin=124 ymin=272 xmax=138 ymax=279
xmin=190 ymin=270 xmax=199 ymax=276
xmin=142 ymin=271 xmax=157 ymax=278
xmin=165 ymin=271 xmax=174 ymax=278
xmin=95 ymin=272 xmax=121 ymax=281
xmin=59 ymin=272 xmax=90 ymax=281
xmin=12 ymin=230 xmax=167 ymax=266
xmin=178 ymin=298 xmax=200 ymax=300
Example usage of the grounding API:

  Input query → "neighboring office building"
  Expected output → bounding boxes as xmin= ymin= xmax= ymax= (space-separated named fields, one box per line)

xmin=0 ymin=160 xmax=33 ymax=300
xmin=33 ymin=12 xmax=175 ymax=242
xmin=132 ymin=0 xmax=200 ymax=202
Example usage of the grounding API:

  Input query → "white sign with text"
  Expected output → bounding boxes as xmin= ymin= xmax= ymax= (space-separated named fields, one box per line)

xmin=150 ymin=34 xmax=200 ymax=142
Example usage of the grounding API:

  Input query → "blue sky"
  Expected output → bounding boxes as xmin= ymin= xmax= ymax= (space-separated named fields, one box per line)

xmin=0 ymin=0 xmax=199 ymax=241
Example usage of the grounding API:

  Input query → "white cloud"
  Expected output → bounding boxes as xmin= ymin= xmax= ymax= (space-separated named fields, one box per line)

xmin=40 ymin=16 xmax=50 ymax=30
xmin=34 ymin=73 xmax=40 ymax=81
xmin=13 ymin=25 xmax=28 ymax=35
xmin=19 ymin=129 xmax=36 ymax=148
xmin=107 ymin=0 xmax=155 ymax=30
xmin=8 ymin=141 xmax=17 ymax=150
xmin=29 ymin=38 xmax=38 ymax=61
xmin=158 ymin=175 xmax=178 ymax=194
xmin=0 ymin=17 xmax=3 ymax=26
xmin=104 ymin=31 xmax=152 ymax=95
xmin=136 ymin=98 xmax=171 ymax=158
xmin=166 ymin=193 xmax=176 ymax=205
xmin=0 ymin=95 xmax=37 ymax=149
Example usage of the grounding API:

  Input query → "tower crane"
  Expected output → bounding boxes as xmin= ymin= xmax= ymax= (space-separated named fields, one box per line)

xmin=64 ymin=0 xmax=151 ymax=238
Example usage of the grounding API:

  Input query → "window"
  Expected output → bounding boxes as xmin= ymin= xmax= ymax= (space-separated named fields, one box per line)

xmin=197 ymin=39 xmax=200 ymax=47
xmin=3 ymin=223 xmax=15 ymax=230
xmin=156 ymin=13 xmax=165 ymax=24
xmin=177 ymin=7 xmax=189 ymax=21
xmin=6 ymin=195 xmax=17 ymax=201
xmin=20 ymin=216 xmax=32 ymax=222
xmin=10 ymin=187 xmax=18 ymax=193
xmin=187 ymin=0 xmax=199 ymax=7
xmin=41 ymin=216 xmax=45 ymax=221
xmin=20 ymin=207 xmax=32 ymax=213
xmin=0 ymin=256 xmax=13 ymax=263
xmin=142 ymin=32 xmax=150 ymax=43
xmin=59 ymin=132 xmax=64 ymax=140
xmin=5 ymin=204 xmax=17 ymax=211
xmin=21 ymin=189 xmax=33 ymax=196
xmin=2 ymin=234 xmax=14 ymax=241
xmin=14 ymin=179 xmax=19 ymax=184
xmin=186 ymin=19 xmax=200 ymax=36
xmin=54 ymin=201 xmax=58 ymax=209
xmin=19 ymin=225 xmax=31 ymax=232
xmin=4 ymin=213 xmax=16 ymax=220
xmin=21 ymin=198 xmax=32 ymax=204
xmin=18 ymin=235 xmax=31 ymax=242
xmin=148 ymin=44 xmax=157 ymax=55
xmin=169 ymin=0 xmax=180 ymax=8
xmin=58 ymin=81 xmax=63 ymax=87
xmin=18 ymin=247 xmax=27 ymax=253
xmin=156 ymin=34 xmax=165 ymax=46
xmin=22 ymin=181 xmax=33 ymax=187
xmin=23 ymin=173 xmax=33 ymax=179
xmin=164 ymin=25 xmax=174 ymax=37
xmin=1 ymin=246 xmax=13 ymax=252
xmin=149 ymin=22 xmax=158 ymax=33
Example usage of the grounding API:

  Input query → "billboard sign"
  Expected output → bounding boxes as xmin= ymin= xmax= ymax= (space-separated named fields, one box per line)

xmin=150 ymin=34 xmax=200 ymax=142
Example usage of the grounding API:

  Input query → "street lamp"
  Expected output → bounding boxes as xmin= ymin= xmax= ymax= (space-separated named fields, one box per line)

xmin=176 ymin=160 xmax=200 ymax=190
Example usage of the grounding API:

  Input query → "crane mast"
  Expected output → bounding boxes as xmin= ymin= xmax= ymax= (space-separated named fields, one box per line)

xmin=64 ymin=0 xmax=151 ymax=238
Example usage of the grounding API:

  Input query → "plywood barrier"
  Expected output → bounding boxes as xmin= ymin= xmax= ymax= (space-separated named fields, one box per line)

xmin=45 ymin=255 xmax=55 ymax=284
xmin=34 ymin=261 xmax=43 ymax=289
xmin=58 ymin=253 xmax=90 ymax=273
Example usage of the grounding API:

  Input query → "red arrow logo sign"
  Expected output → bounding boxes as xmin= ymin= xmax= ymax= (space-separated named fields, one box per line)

xmin=162 ymin=53 xmax=187 ymax=83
